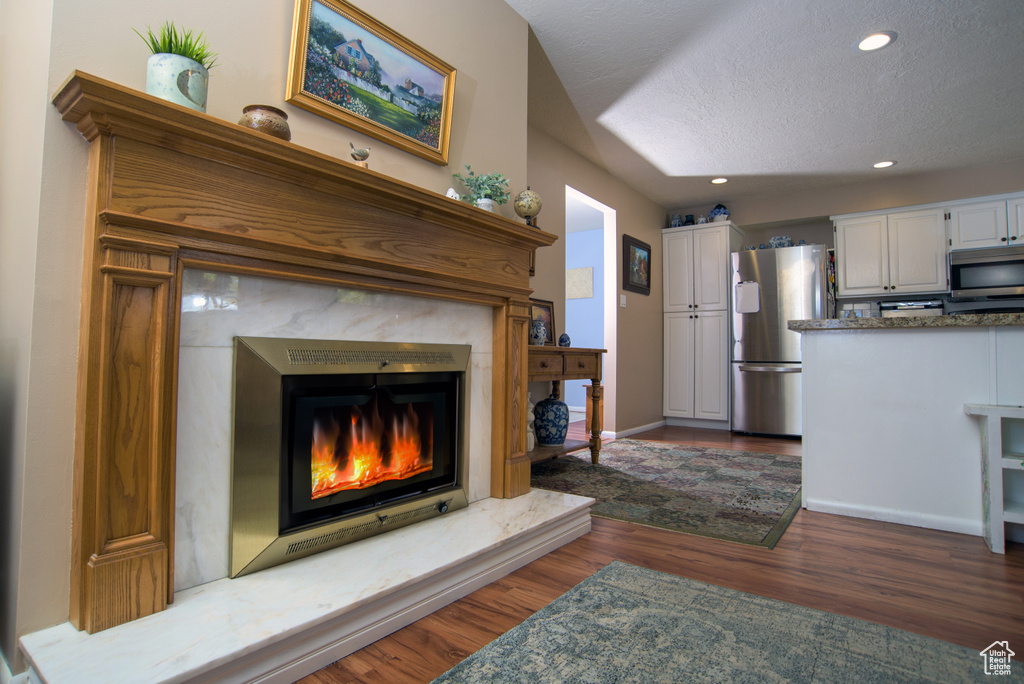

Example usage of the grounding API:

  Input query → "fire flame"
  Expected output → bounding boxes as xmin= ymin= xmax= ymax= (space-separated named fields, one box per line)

xmin=310 ymin=401 xmax=432 ymax=500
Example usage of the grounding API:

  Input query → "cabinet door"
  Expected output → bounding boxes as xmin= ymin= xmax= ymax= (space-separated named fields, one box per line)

xmin=887 ymin=208 xmax=948 ymax=294
xmin=693 ymin=225 xmax=729 ymax=311
xmin=1009 ymin=197 xmax=1024 ymax=245
xmin=663 ymin=229 xmax=694 ymax=312
xmin=663 ymin=312 xmax=694 ymax=417
xmin=835 ymin=215 xmax=889 ymax=296
xmin=949 ymin=200 xmax=1008 ymax=250
xmin=693 ymin=310 xmax=729 ymax=421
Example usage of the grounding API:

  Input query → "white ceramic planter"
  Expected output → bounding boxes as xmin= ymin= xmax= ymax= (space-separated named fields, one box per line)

xmin=475 ymin=198 xmax=496 ymax=212
xmin=146 ymin=53 xmax=209 ymax=112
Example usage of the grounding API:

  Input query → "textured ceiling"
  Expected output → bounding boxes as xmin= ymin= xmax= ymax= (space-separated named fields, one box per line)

xmin=507 ymin=0 xmax=1024 ymax=210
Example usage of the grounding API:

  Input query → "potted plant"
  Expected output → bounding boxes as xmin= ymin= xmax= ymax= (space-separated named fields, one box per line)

xmin=135 ymin=21 xmax=218 ymax=112
xmin=452 ymin=165 xmax=510 ymax=212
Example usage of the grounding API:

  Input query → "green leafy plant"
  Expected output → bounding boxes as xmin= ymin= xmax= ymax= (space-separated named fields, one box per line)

xmin=452 ymin=165 xmax=510 ymax=205
xmin=134 ymin=21 xmax=218 ymax=69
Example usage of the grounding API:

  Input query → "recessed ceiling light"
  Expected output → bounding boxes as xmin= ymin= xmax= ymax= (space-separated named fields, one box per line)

xmin=858 ymin=31 xmax=897 ymax=51
xmin=710 ymin=177 xmax=728 ymax=184
xmin=873 ymin=160 xmax=896 ymax=168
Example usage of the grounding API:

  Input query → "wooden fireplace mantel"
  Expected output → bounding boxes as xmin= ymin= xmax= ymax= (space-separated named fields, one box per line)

xmin=52 ymin=71 xmax=555 ymax=633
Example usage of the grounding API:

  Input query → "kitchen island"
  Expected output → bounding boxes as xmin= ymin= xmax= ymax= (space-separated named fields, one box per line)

xmin=789 ymin=313 xmax=1024 ymax=537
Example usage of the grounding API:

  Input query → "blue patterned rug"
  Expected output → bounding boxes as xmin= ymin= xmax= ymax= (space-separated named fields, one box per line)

xmin=432 ymin=561 xmax=998 ymax=683
xmin=531 ymin=439 xmax=801 ymax=547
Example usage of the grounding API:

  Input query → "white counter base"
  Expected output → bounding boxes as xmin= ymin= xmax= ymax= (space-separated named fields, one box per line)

xmin=800 ymin=324 xmax=1024 ymax=536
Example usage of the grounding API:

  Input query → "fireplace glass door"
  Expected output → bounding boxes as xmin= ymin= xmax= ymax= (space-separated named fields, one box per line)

xmin=282 ymin=372 xmax=460 ymax=533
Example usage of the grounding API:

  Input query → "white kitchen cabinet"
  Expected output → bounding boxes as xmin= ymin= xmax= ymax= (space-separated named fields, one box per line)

xmin=834 ymin=208 xmax=947 ymax=297
xmin=663 ymin=310 xmax=728 ymax=420
xmin=949 ymin=200 xmax=1009 ymax=250
xmin=663 ymin=223 xmax=737 ymax=313
xmin=949 ymin=196 xmax=1024 ymax=250
xmin=662 ymin=221 xmax=741 ymax=421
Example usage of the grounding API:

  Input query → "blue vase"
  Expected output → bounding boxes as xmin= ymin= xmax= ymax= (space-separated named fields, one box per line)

xmin=558 ymin=332 xmax=571 ymax=347
xmin=530 ymin=320 xmax=547 ymax=346
xmin=534 ymin=394 xmax=569 ymax=446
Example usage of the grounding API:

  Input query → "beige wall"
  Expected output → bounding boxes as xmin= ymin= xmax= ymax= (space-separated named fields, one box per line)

xmin=0 ymin=0 xmax=527 ymax=671
xmin=527 ymin=125 xmax=667 ymax=434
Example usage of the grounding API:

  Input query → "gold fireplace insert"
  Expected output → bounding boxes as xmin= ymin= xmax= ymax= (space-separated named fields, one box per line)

xmin=230 ymin=337 xmax=470 ymax=577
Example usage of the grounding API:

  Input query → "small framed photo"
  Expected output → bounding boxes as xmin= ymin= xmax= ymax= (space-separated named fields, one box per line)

xmin=623 ymin=234 xmax=652 ymax=296
xmin=529 ymin=298 xmax=556 ymax=346
xmin=286 ymin=0 xmax=457 ymax=165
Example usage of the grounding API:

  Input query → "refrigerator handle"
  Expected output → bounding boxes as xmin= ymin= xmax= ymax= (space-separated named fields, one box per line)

xmin=738 ymin=364 xmax=802 ymax=373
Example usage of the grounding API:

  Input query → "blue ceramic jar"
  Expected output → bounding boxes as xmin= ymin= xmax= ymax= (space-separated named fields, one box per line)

xmin=534 ymin=393 xmax=569 ymax=446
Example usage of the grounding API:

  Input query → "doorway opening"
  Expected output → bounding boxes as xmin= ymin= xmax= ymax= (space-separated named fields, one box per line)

xmin=564 ymin=186 xmax=616 ymax=436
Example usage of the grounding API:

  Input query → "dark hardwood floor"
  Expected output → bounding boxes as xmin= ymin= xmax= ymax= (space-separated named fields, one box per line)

xmin=300 ymin=426 xmax=1024 ymax=683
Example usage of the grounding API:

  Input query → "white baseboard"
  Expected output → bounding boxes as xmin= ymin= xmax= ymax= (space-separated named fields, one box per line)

xmin=1 ymin=651 xmax=30 ymax=684
xmin=664 ymin=417 xmax=730 ymax=431
xmin=611 ymin=419 xmax=667 ymax=440
xmin=805 ymin=498 xmax=982 ymax=537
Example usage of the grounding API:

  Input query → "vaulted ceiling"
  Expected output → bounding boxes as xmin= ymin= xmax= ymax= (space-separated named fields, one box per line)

xmin=507 ymin=0 xmax=1024 ymax=211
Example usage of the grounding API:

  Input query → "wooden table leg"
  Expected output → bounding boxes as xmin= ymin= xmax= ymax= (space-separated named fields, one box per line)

xmin=589 ymin=380 xmax=602 ymax=464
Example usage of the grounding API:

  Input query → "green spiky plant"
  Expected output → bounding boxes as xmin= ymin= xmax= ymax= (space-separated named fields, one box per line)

xmin=134 ymin=21 xmax=218 ymax=69
xmin=452 ymin=165 xmax=510 ymax=205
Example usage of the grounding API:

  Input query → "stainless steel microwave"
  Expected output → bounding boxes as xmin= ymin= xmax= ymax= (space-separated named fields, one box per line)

xmin=949 ymin=244 xmax=1024 ymax=298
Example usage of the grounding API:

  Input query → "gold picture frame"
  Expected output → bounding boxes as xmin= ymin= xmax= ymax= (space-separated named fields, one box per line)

xmin=286 ymin=0 xmax=457 ymax=165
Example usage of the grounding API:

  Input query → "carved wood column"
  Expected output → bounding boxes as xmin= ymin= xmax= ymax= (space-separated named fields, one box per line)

xmin=71 ymin=215 xmax=181 ymax=631
xmin=491 ymin=298 xmax=532 ymax=498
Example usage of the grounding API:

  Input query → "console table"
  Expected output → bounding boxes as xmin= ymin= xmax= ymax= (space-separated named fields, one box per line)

xmin=527 ymin=346 xmax=605 ymax=464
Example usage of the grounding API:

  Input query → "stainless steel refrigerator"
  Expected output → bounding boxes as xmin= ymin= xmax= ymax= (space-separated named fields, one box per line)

xmin=730 ymin=244 xmax=826 ymax=436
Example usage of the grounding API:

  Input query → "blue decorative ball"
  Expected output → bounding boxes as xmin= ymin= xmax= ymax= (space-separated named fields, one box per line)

xmin=558 ymin=333 xmax=571 ymax=347
xmin=534 ymin=394 xmax=568 ymax=446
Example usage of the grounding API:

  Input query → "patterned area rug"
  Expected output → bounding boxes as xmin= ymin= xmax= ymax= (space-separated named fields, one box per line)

xmin=530 ymin=439 xmax=801 ymax=547
xmin=432 ymin=561 xmax=988 ymax=684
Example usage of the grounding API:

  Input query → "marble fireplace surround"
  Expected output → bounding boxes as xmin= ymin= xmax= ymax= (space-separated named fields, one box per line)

xmin=20 ymin=73 xmax=594 ymax=681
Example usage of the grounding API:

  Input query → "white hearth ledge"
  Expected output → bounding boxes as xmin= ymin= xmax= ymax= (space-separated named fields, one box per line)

xmin=21 ymin=490 xmax=593 ymax=684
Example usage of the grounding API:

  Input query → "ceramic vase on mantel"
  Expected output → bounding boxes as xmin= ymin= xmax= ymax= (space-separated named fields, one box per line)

xmin=534 ymin=393 xmax=569 ymax=447
xmin=475 ymin=198 xmax=496 ymax=212
xmin=146 ymin=53 xmax=209 ymax=112
xmin=238 ymin=105 xmax=291 ymax=141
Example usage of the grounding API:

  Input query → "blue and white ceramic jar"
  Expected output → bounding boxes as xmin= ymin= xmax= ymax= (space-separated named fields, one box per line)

xmin=534 ymin=393 xmax=569 ymax=446
xmin=558 ymin=332 xmax=571 ymax=347
xmin=530 ymin=320 xmax=547 ymax=346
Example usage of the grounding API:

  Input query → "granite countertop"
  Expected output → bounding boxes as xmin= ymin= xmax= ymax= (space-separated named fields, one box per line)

xmin=788 ymin=313 xmax=1024 ymax=331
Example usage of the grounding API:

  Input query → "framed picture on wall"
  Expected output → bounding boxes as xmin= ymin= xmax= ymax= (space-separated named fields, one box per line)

xmin=622 ymin=234 xmax=652 ymax=295
xmin=529 ymin=298 xmax=556 ymax=345
xmin=286 ymin=0 xmax=457 ymax=165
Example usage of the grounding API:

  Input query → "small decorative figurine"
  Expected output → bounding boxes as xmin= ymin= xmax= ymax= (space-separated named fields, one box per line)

xmin=446 ymin=187 xmax=461 ymax=199
xmin=558 ymin=332 xmax=571 ymax=347
xmin=350 ymin=142 xmax=370 ymax=167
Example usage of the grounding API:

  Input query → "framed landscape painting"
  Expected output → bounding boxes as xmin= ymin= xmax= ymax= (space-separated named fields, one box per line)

xmin=622 ymin=234 xmax=652 ymax=295
xmin=286 ymin=0 xmax=457 ymax=164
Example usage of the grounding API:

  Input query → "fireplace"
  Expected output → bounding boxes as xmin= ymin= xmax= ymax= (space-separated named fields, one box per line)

xmin=230 ymin=337 xmax=470 ymax=577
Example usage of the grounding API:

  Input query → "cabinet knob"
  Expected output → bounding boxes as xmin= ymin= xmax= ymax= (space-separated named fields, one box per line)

xmin=577 ymin=361 xmax=586 ymax=369
xmin=1002 ymin=237 xmax=1009 ymax=242
xmin=694 ymin=304 xmax=699 ymax=309
xmin=883 ymin=286 xmax=889 ymax=291
xmin=539 ymin=361 xmax=548 ymax=368
xmin=1012 ymin=236 xmax=1019 ymax=241
xmin=687 ymin=304 xmax=693 ymax=309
